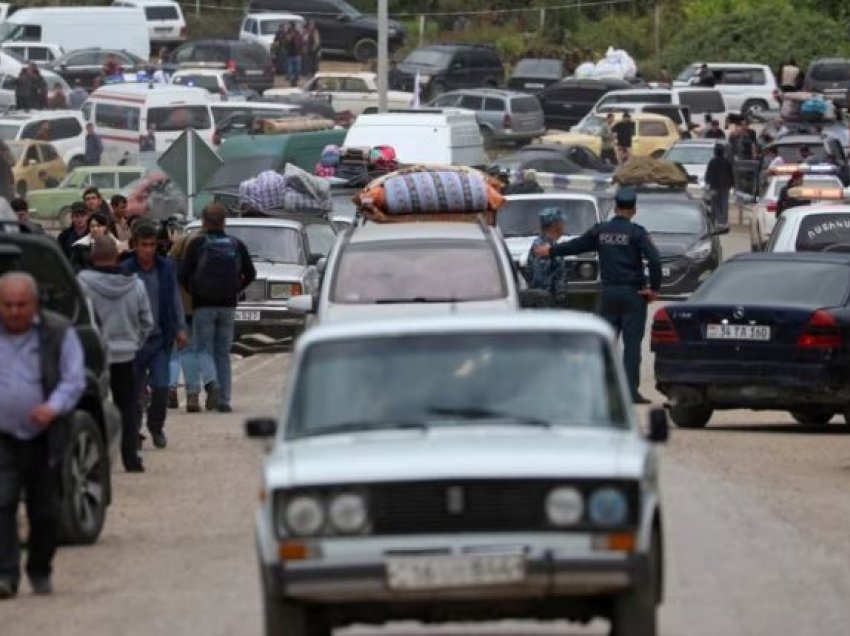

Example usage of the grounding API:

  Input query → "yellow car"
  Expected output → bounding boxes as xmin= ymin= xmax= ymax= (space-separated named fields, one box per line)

xmin=541 ymin=112 xmax=680 ymax=159
xmin=6 ymin=140 xmax=66 ymax=197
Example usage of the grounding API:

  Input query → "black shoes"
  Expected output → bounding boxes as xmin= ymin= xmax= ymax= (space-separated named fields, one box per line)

xmin=167 ymin=388 xmax=179 ymax=409
xmin=217 ymin=404 xmax=233 ymax=413
xmin=125 ymin=460 xmax=145 ymax=473
xmin=29 ymin=576 xmax=52 ymax=595
xmin=151 ymin=432 xmax=168 ymax=449
xmin=632 ymin=393 xmax=652 ymax=405
xmin=204 ymin=382 xmax=220 ymax=412
xmin=0 ymin=578 xmax=16 ymax=599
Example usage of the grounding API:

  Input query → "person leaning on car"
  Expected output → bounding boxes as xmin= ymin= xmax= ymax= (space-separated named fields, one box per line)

xmin=534 ymin=186 xmax=661 ymax=404
xmin=0 ymin=272 xmax=86 ymax=600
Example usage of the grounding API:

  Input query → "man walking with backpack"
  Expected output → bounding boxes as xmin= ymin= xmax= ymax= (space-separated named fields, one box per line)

xmin=178 ymin=204 xmax=255 ymax=413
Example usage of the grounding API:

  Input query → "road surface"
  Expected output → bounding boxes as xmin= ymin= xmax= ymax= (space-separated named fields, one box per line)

xmin=3 ymin=228 xmax=850 ymax=635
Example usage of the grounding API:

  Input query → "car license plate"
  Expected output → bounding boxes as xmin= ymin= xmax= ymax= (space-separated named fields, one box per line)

xmin=644 ymin=267 xmax=671 ymax=278
xmin=525 ymin=82 xmax=545 ymax=89
xmin=234 ymin=310 xmax=260 ymax=322
xmin=706 ymin=324 xmax=771 ymax=341
xmin=246 ymin=69 xmax=263 ymax=75
xmin=154 ymin=27 xmax=172 ymax=33
xmin=386 ymin=553 xmax=525 ymax=591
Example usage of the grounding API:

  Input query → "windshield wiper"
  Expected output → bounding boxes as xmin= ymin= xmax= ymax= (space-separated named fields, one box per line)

xmin=426 ymin=406 xmax=552 ymax=428
xmin=310 ymin=420 xmax=429 ymax=437
xmin=374 ymin=297 xmax=456 ymax=304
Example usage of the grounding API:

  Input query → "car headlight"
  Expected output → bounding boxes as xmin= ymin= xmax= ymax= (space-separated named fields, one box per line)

xmin=545 ymin=487 xmax=584 ymax=526
xmin=577 ymin=262 xmax=596 ymax=280
xmin=269 ymin=282 xmax=302 ymax=300
xmin=588 ymin=488 xmax=628 ymax=527
xmin=419 ymin=74 xmax=432 ymax=83
xmin=685 ymin=239 xmax=712 ymax=262
xmin=282 ymin=495 xmax=325 ymax=537
xmin=328 ymin=492 xmax=368 ymax=534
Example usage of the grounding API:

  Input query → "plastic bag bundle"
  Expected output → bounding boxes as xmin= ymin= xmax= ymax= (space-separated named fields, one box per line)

xmin=594 ymin=47 xmax=637 ymax=80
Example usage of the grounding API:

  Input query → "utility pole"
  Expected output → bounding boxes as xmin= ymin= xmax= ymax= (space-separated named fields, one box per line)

xmin=377 ymin=0 xmax=388 ymax=112
xmin=654 ymin=1 xmax=661 ymax=63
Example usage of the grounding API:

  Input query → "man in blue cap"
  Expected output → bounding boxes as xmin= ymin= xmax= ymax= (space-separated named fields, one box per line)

xmin=534 ymin=185 xmax=662 ymax=403
xmin=526 ymin=208 xmax=569 ymax=307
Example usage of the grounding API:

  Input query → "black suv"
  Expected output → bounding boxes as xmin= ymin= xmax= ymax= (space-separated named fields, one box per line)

xmin=804 ymin=58 xmax=850 ymax=108
xmin=50 ymin=48 xmax=147 ymax=90
xmin=538 ymin=77 xmax=632 ymax=131
xmin=397 ymin=44 xmax=504 ymax=101
xmin=0 ymin=223 xmax=120 ymax=545
xmin=166 ymin=40 xmax=274 ymax=92
xmin=246 ymin=0 xmax=405 ymax=62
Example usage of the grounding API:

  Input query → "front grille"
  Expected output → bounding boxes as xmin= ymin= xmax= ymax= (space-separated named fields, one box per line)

xmin=241 ymin=279 xmax=265 ymax=302
xmin=368 ymin=479 xmax=639 ymax=534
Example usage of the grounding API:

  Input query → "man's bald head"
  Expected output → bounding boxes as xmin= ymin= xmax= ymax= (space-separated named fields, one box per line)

xmin=0 ymin=272 xmax=39 ymax=334
xmin=90 ymin=235 xmax=118 ymax=266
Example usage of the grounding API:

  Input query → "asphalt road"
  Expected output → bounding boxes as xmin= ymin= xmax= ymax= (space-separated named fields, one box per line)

xmin=4 ymin=227 xmax=850 ymax=635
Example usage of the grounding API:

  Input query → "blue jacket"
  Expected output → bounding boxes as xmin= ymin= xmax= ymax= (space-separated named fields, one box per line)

xmin=552 ymin=215 xmax=662 ymax=290
xmin=120 ymin=254 xmax=182 ymax=346
xmin=527 ymin=235 xmax=568 ymax=294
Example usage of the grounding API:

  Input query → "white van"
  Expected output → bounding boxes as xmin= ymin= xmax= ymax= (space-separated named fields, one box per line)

xmin=0 ymin=7 xmax=150 ymax=61
xmin=593 ymin=87 xmax=731 ymax=126
xmin=112 ymin=0 xmax=186 ymax=49
xmin=344 ymin=109 xmax=486 ymax=166
xmin=83 ymin=83 xmax=215 ymax=156
xmin=239 ymin=13 xmax=304 ymax=53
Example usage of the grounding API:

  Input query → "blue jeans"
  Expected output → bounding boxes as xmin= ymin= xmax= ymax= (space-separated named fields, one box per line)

xmin=193 ymin=307 xmax=235 ymax=407
xmin=286 ymin=55 xmax=301 ymax=85
xmin=134 ymin=335 xmax=171 ymax=433
xmin=599 ymin=285 xmax=648 ymax=399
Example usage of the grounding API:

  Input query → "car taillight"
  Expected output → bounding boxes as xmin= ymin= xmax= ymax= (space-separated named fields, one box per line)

xmin=651 ymin=307 xmax=679 ymax=346
xmin=766 ymin=202 xmax=777 ymax=213
xmin=797 ymin=310 xmax=841 ymax=349
xmin=503 ymin=113 xmax=512 ymax=129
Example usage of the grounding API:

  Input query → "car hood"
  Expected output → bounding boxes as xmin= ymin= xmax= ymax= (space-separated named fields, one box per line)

xmin=253 ymin=261 xmax=308 ymax=280
xmin=504 ymin=235 xmax=583 ymax=267
xmin=267 ymin=426 xmax=648 ymax=488
xmin=649 ymin=232 xmax=701 ymax=259
xmin=322 ymin=298 xmax=517 ymax=323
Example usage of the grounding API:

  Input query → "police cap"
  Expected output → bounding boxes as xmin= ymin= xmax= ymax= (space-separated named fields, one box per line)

xmin=615 ymin=185 xmax=637 ymax=208
xmin=539 ymin=207 xmax=562 ymax=227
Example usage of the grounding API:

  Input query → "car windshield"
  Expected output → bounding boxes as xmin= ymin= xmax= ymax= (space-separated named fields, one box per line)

xmin=173 ymin=75 xmax=220 ymax=93
xmin=260 ymin=19 xmax=292 ymax=34
xmin=665 ymin=145 xmax=715 ymax=165
xmin=795 ymin=213 xmax=850 ymax=252
xmin=512 ymin=59 xmax=562 ymax=78
xmin=223 ymin=226 xmax=304 ymax=264
xmin=332 ymin=240 xmax=506 ymax=303
xmin=403 ymin=49 xmax=451 ymax=69
xmin=692 ymin=260 xmax=850 ymax=307
xmin=767 ymin=175 xmax=841 ymax=199
xmin=633 ymin=202 xmax=705 ymax=234
xmin=287 ymin=332 xmax=627 ymax=439
xmin=810 ymin=63 xmax=850 ymax=82
xmin=574 ymin=115 xmax=606 ymax=136
xmin=0 ymin=123 xmax=22 ymax=141
xmin=497 ymin=198 xmax=598 ymax=237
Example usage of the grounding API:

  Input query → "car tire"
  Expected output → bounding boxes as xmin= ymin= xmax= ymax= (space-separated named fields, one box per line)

xmin=15 ymin=180 xmax=27 ymax=198
xmin=742 ymin=99 xmax=768 ymax=116
xmin=791 ymin=408 xmax=834 ymax=426
xmin=353 ymin=38 xmax=377 ymax=63
xmin=610 ymin=525 xmax=660 ymax=636
xmin=669 ymin=400 xmax=712 ymax=429
xmin=58 ymin=411 xmax=109 ymax=545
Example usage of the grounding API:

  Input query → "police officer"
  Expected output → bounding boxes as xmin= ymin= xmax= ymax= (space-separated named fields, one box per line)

xmin=527 ymin=208 xmax=569 ymax=308
xmin=534 ymin=186 xmax=662 ymax=403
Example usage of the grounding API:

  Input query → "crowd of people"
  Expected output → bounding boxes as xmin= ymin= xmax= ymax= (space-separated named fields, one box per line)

xmin=271 ymin=20 xmax=322 ymax=87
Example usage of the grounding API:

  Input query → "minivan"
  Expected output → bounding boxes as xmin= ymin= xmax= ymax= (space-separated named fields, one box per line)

xmin=673 ymin=62 xmax=779 ymax=115
xmin=344 ymin=110 xmax=487 ymax=167
xmin=245 ymin=0 xmax=405 ymax=62
xmin=804 ymin=58 xmax=850 ymax=108
xmin=112 ymin=0 xmax=187 ymax=50
xmin=537 ymin=77 xmax=632 ymax=131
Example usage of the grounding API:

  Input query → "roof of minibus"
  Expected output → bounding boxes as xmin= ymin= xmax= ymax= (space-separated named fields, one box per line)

xmin=90 ymin=83 xmax=211 ymax=105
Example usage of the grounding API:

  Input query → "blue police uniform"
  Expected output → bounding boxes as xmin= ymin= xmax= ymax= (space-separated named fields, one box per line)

xmin=550 ymin=188 xmax=662 ymax=399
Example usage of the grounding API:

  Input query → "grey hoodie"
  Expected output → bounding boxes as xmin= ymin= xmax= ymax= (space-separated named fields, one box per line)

xmin=78 ymin=268 xmax=154 ymax=364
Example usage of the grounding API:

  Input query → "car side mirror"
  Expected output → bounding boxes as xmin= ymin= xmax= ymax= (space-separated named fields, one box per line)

xmin=245 ymin=417 xmax=276 ymax=438
xmin=710 ymin=225 xmax=730 ymax=236
xmin=287 ymin=293 xmax=314 ymax=313
xmin=647 ymin=408 xmax=669 ymax=443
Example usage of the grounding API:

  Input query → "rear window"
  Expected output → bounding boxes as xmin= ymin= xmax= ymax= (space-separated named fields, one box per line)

xmin=234 ymin=44 xmax=268 ymax=67
xmin=511 ymin=96 xmax=540 ymax=113
xmin=512 ymin=59 xmax=562 ymax=79
xmin=678 ymin=90 xmax=725 ymax=114
xmin=795 ymin=214 xmax=850 ymax=252
xmin=692 ymin=260 xmax=850 ymax=307
xmin=147 ymin=106 xmax=211 ymax=131
xmin=332 ymin=240 xmax=506 ymax=303
xmin=145 ymin=5 xmax=180 ymax=20
xmin=173 ymin=74 xmax=220 ymax=93
xmin=810 ymin=63 xmax=850 ymax=83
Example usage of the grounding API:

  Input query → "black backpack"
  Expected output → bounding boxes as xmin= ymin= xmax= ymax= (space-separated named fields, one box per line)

xmin=192 ymin=235 xmax=242 ymax=303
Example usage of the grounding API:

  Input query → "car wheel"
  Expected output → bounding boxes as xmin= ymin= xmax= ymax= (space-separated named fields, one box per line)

xmin=15 ymin=180 xmax=27 ymax=197
xmin=67 ymin=156 xmax=86 ymax=171
xmin=353 ymin=38 xmax=377 ymax=63
xmin=669 ymin=400 xmax=712 ymax=429
xmin=58 ymin=411 xmax=109 ymax=545
xmin=742 ymin=99 xmax=768 ymax=116
xmin=610 ymin=525 xmax=660 ymax=636
xmin=791 ymin=408 xmax=834 ymax=426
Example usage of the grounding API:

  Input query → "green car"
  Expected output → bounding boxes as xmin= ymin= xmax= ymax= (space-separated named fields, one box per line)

xmin=27 ymin=166 xmax=147 ymax=226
